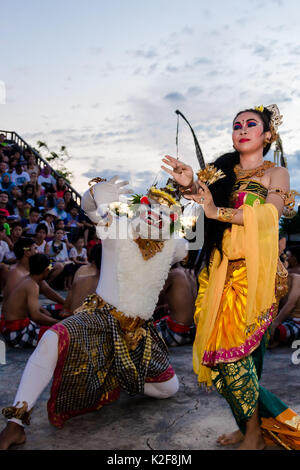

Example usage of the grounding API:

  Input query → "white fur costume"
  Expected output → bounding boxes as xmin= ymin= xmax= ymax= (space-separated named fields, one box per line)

xmin=9 ymin=177 xmax=187 ymax=427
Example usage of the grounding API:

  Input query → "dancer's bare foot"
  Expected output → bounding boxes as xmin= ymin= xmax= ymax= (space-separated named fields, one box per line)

xmin=217 ymin=429 xmax=244 ymax=446
xmin=237 ymin=430 xmax=265 ymax=450
xmin=0 ymin=422 xmax=26 ymax=450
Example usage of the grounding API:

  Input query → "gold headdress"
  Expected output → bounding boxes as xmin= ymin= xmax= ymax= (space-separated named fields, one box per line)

xmin=254 ymin=104 xmax=283 ymax=144
xmin=147 ymin=180 xmax=181 ymax=207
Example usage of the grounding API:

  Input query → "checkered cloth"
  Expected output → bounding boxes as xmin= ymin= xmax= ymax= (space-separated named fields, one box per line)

xmin=2 ymin=320 xmax=40 ymax=349
xmin=47 ymin=298 xmax=173 ymax=428
xmin=154 ymin=315 xmax=196 ymax=347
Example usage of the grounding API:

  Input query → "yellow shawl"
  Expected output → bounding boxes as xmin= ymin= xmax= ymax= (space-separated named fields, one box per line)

xmin=193 ymin=203 xmax=278 ymax=387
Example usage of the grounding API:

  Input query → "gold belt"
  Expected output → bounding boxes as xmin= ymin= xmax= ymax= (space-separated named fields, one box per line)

xmin=78 ymin=293 xmax=147 ymax=351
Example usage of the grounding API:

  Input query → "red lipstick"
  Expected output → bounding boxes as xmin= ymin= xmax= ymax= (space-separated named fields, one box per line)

xmin=239 ymin=138 xmax=250 ymax=143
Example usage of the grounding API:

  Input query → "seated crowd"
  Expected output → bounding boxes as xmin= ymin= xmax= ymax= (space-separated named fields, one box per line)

xmin=0 ymin=136 xmax=100 ymax=294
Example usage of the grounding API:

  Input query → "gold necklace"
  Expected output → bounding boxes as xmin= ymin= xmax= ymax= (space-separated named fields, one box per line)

xmin=134 ymin=238 xmax=165 ymax=261
xmin=234 ymin=160 xmax=275 ymax=181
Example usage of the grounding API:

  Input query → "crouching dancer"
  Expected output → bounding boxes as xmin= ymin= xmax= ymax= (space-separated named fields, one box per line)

xmin=0 ymin=176 xmax=187 ymax=449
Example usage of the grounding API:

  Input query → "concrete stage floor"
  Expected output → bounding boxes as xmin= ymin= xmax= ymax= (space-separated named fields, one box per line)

xmin=0 ymin=313 xmax=299 ymax=451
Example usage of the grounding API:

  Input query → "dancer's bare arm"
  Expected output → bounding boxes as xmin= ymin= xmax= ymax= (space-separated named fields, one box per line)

xmin=28 ymin=284 xmax=58 ymax=326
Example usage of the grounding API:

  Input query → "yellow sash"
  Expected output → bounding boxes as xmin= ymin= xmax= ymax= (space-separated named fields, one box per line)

xmin=193 ymin=203 xmax=278 ymax=387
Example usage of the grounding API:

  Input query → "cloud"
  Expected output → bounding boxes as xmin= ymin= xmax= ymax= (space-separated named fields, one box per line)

xmin=164 ymin=92 xmax=186 ymax=102
xmin=186 ymin=87 xmax=203 ymax=97
xmin=165 ymin=65 xmax=178 ymax=73
xmin=182 ymin=26 xmax=193 ymax=35
xmin=50 ymin=128 xmax=75 ymax=135
xmin=129 ymin=48 xmax=158 ymax=59
xmin=148 ymin=63 xmax=158 ymax=74
xmin=253 ymin=44 xmax=272 ymax=60
xmin=193 ymin=57 xmax=212 ymax=66
xmin=290 ymin=45 xmax=300 ymax=55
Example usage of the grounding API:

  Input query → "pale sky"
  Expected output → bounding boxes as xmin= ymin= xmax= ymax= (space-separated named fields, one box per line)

xmin=1 ymin=0 xmax=300 ymax=202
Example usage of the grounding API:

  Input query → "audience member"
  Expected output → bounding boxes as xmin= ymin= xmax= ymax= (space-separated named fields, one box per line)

xmin=286 ymin=246 xmax=300 ymax=275
xmin=56 ymin=176 xmax=67 ymax=199
xmin=38 ymin=165 xmax=56 ymax=193
xmin=69 ymin=235 xmax=88 ymax=274
xmin=55 ymin=219 xmax=72 ymax=250
xmin=29 ymin=171 xmax=41 ymax=199
xmin=0 ymin=161 xmax=9 ymax=178
xmin=2 ymin=237 xmax=64 ymax=307
xmin=22 ymin=207 xmax=41 ymax=236
xmin=13 ymin=199 xmax=25 ymax=219
xmin=26 ymin=154 xmax=39 ymax=176
xmin=0 ymin=210 xmax=12 ymax=241
xmin=22 ymin=199 xmax=35 ymax=219
xmin=51 ymin=198 xmax=68 ymax=222
xmin=40 ymin=211 xmax=55 ymax=239
xmin=22 ymin=184 xmax=37 ymax=204
xmin=63 ymin=243 xmax=102 ymax=313
xmin=0 ymin=224 xmax=12 ymax=264
xmin=154 ymin=265 xmax=197 ymax=346
xmin=11 ymin=164 xmax=30 ymax=187
xmin=63 ymin=190 xmax=78 ymax=212
xmin=6 ymin=221 xmax=23 ymax=254
xmin=34 ymin=223 xmax=48 ymax=254
xmin=65 ymin=205 xmax=84 ymax=243
xmin=8 ymin=185 xmax=21 ymax=208
xmin=47 ymin=228 xmax=74 ymax=289
xmin=37 ymin=186 xmax=56 ymax=209
xmin=270 ymin=273 xmax=300 ymax=346
xmin=0 ymin=254 xmax=59 ymax=349
xmin=0 ymin=173 xmax=15 ymax=194
xmin=86 ymin=226 xmax=101 ymax=258
xmin=0 ymin=134 xmax=17 ymax=157
xmin=0 ymin=192 xmax=13 ymax=214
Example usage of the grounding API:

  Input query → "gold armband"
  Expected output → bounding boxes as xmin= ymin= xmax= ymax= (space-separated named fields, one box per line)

xmin=217 ymin=207 xmax=236 ymax=222
xmin=268 ymin=187 xmax=287 ymax=203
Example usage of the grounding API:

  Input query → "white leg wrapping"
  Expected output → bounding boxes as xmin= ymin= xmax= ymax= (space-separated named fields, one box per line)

xmin=144 ymin=374 xmax=179 ymax=399
xmin=8 ymin=330 xmax=58 ymax=427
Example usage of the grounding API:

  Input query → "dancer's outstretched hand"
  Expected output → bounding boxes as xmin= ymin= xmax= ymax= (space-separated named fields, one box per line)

xmin=92 ymin=175 xmax=133 ymax=205
xmin=161 ymin=155 xmax=194 ymax=189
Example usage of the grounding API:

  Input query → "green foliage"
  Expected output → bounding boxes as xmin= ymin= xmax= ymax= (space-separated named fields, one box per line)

xmin=35 ymin=141 xmax=73 ymax=183
xmin=129 ymin=194 xmax=142 ymax=205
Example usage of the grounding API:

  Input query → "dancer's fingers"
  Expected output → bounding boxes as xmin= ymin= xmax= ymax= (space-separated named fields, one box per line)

xmin=109 ymin=175 xmax=120 ymax=184
xmin=198 ymin=181 xmax=209 ymax=192
xmin=162 ymin=156 xmax=188 ymax=170
xmin=115 ymin=180 xmax=129 ymax=188
xmin=161 ymin=165 xmax=175 ymax=177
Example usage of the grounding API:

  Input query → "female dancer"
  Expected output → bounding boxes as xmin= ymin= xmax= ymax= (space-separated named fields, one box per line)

xmin=162 ymin=104 xmax=300 ymax=450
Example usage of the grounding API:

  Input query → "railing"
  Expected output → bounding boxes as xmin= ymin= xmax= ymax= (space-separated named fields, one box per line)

xmin=0 ymin=130 xmax=81 ymax=205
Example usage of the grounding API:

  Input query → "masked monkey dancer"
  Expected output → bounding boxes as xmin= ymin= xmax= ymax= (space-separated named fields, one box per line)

xmin=0 ymin=176 xmax=188 ymax=450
